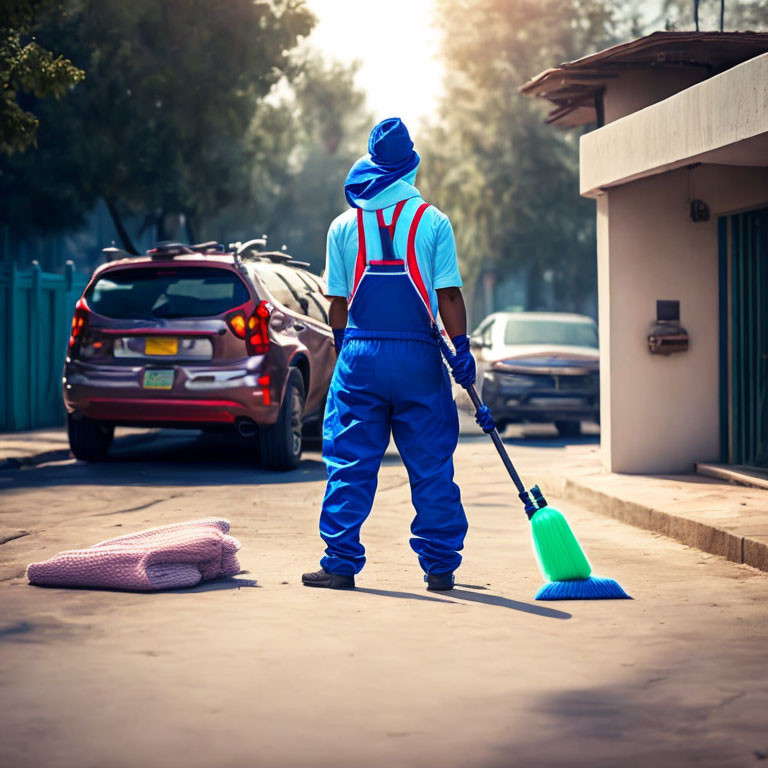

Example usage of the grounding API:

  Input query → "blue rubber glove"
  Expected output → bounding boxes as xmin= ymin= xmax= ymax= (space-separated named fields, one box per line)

xmin=448 ymin=334 xmax=476 ymax=388
xmin=333 ymin=328 xmax=346 ymax=354
xmin=475 ymin=404 xmax=496 ymax=433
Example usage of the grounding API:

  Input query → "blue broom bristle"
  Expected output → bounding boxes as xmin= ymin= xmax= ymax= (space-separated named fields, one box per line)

xmin=535 ymin=576 xmax=631 ymax=601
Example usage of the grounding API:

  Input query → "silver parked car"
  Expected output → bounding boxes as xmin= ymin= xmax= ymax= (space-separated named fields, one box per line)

xmin=459 ymin=311 xmax=600 ymax=437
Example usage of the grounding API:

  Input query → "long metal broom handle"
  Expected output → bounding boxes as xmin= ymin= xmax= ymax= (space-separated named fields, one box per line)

xmin=437 ymin=335 xmax=526 ymax=494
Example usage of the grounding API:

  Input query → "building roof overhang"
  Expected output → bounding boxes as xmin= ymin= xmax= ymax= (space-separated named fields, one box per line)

xmin=521 ymin=30 xmax=768 ymax=127
xmin=578 ymin=52 xmax=768 ymax=197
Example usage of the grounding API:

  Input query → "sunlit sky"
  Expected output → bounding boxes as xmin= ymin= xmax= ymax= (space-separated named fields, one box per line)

xmin=303 ymin=1 xmax=668 ymax=139
xmin=304 ymin=0 xmax=444 ymax=137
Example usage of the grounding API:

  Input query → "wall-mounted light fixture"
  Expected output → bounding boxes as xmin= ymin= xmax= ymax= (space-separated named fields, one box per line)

xmin=690 ymin=199 xmax=710 ymax=222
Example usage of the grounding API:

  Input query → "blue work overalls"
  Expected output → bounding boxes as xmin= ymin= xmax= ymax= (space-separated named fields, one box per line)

xmin=320 ymin=200 xmax=468 ymax=576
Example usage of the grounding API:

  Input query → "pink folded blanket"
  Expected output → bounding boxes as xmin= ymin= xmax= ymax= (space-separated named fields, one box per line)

xmin=26 ymin=518 xmax=241 ymax=591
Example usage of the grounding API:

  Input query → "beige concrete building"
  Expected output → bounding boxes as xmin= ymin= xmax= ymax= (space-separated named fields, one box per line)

xmin=523 ymin=32 xmax=768 ymax=476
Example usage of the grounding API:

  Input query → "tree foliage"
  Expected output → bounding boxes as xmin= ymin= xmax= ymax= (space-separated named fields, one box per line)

xmin=220 ymin=55 xmax=371 ymax=269
xmin=0 ymin=0 xmax=315 ymax=248
xmin=661 ymin=0 xmax=768 ymax=30
xmin=0 ymin=0 xmax=84 ymax=156
xmin=421 ymin=0 xmax=617 ymax=318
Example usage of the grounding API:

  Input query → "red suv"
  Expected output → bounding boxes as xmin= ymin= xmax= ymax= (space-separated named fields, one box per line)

xmin=63 ymin=241 xmax=335 ymax=470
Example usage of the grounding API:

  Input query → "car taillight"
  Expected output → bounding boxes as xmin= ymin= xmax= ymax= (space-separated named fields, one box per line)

xmin=258 ymin=374 xmax=271 ymax=406
xmin=248 ymin=301 xmax=270 ymax=354
xmin=227 ymin=301 xmax=270 ymax=355
xmin=228 ymin=314 xmax=247 ymax=338
xmin=68 ymin=299 xmax=90 ymax=350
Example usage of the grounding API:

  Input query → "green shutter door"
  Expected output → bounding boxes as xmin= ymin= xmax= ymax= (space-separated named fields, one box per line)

xmin=722 ymin=207 xmax=768 ymax=468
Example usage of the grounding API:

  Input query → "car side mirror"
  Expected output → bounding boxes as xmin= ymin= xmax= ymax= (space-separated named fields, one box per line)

xmin=470 ymin=337 xmax=486 ymax=349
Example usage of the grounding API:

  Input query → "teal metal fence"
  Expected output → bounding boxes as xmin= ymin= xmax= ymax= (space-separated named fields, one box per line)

xmin=720 ymin=207 xmax=768 ymax=468
xmin=0 ymin=261 xmax=89 ymax=431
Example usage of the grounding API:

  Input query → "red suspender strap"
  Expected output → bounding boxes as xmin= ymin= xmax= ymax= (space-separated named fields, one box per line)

xmin=374 ymin=199 xmax=408 ymax=239
xmin=350 ymin=208 xmax=367 ymax=300
xmin=389 ymin=199 xmax=407 ymax=238
xmin=352 ymin=200 xmax=418 ymax=302
xmin=406 ymin=203 xmax=432 ymax=312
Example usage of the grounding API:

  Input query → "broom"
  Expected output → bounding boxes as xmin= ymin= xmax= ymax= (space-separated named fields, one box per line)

xmin=438 ymin=336 xmax=630 ymax=601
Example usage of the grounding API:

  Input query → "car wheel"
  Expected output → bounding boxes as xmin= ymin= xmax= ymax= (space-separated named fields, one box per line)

xmin=67 ymin=413 xmax=114 ymax=461
xmin=258 ymin=368 xmax=305 ymax=471
xmin=554 ymin=420 xmax=582 ymax=438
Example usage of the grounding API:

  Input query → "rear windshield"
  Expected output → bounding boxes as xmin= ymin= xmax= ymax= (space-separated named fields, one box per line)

xmin=504 ymin=319 xmax=598 ymax=348
xmin=85 ymin=267 xmax=250 ymax=319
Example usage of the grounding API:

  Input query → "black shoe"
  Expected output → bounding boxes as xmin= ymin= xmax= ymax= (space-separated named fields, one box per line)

xmin=425 ymin=572 xmax=455 ymax=591
xmin=302 ymin=568 xmax=355 ymax=590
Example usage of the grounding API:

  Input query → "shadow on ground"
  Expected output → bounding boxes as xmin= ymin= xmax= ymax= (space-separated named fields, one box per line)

xmin=26 ymin=576 xmax=262 ymax=596
xmin=353 ymin=586 xmax=572 ymax=619
xmin=481 ymin=684 xmax=759 ymax=768
xmin=0 ymin=429 xmax=328 ymax=490
xmin=449 ymin=588 xmax=571 ymax=619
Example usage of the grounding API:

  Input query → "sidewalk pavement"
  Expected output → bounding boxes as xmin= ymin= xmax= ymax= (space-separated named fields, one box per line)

xmin=525 ymin=443 xmax=768 ymax=574
xmin=552 ymin=468 xmax=768 ymax=572
xmin=2 ymin=425 xmax=767 ymax=573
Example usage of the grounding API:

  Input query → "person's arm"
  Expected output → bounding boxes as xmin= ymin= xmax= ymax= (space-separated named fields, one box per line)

xmin=432 ymin=215 xmax=467 ymax=339
xmin=324 ymin=219 xmax=349 ymax=353
xmin=432 ymin=215 xmax=474 ymax=384
xmin=328 ymin=296 xmax=348 ymax=330
xmin=436 ymin=286 xmax=467 ymax=338
xmin=325 ymin=296 xmax=348 ymax=354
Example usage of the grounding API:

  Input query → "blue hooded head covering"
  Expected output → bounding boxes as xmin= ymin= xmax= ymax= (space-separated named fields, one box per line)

xmin=344 ymin=117 xmax=420 ymax=208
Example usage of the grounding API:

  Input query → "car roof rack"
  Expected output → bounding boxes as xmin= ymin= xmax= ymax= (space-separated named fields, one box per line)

xmin=102 ymin=246 xmax=132 ymax=261
xmin=103 ymin=238 xmax=315 ymax=270
xmin=147 ymin=241 xmax=195 ymax=257
xmin=231 ymin=238 xmax=268 ymax=254
xmin=239 ymin=250 xmax=312 ymax=269
xmin=190 ymin=241 xmax=227 ymax=254
xmin=257 ymin=250 xmax=293 ymax=263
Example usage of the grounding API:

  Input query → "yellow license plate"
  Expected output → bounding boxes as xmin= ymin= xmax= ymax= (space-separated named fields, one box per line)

xmin=145 ymin=337 xmax=178 ymax=355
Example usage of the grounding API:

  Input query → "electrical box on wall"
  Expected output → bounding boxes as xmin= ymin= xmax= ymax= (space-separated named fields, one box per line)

xmin=648 ymin=300 xmax=689 ymax=355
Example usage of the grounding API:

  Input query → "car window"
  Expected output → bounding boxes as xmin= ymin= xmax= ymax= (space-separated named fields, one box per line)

xmin=482 ymin=321 xmax=495 ymax=346
xmin=251 ymin=265 xmax=304 ymax=314
xmin=504 ymin=318 xmax=598 ymax=348
xmin=85 ymin=267 xmax=249 ymax=319
xmin=300 ymin=271 xmax=327 ymax=294
xmin=249 ymin=262 xmax=330 ymax=324
xmin=290 ymin=269 xmax=330 ymax=324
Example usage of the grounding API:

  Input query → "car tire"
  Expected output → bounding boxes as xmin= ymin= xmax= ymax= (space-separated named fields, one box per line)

xmin=555 ymin=420 xmax=582 ymax=438
xmin=259 ymin=368 xmax=305 ymax=471
xmin=67 ymin=413 xmax=114 ymax=461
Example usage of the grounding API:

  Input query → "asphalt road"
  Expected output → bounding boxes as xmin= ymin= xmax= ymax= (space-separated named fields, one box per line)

xmin=1 ymin=426 xmax=767 ymax=768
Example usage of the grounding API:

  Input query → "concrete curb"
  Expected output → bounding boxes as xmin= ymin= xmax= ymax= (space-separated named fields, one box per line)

xmin=542 ymin=473 xmax=768 ymax=574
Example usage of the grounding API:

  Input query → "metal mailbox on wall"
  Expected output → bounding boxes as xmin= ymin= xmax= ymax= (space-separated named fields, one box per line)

xmin=0 ymin=261 xmax=88 ymax=431
xmin=648 ymin=300 xmax=689 ymax=356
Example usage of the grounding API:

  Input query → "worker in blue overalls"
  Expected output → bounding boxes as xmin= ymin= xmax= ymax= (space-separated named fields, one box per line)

xmin=302 ymin=118 xmax=494 ymax=591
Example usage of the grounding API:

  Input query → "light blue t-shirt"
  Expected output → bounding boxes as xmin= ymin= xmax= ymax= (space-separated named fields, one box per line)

xmin=324 ymin=178 xmax=462 ymax=317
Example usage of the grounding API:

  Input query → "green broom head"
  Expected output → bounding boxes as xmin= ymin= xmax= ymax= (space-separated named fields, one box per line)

xmin=530 ymin=503 xmax=592 ymax=582
xmin=527 ymin=488 xmax=630 ymax=601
